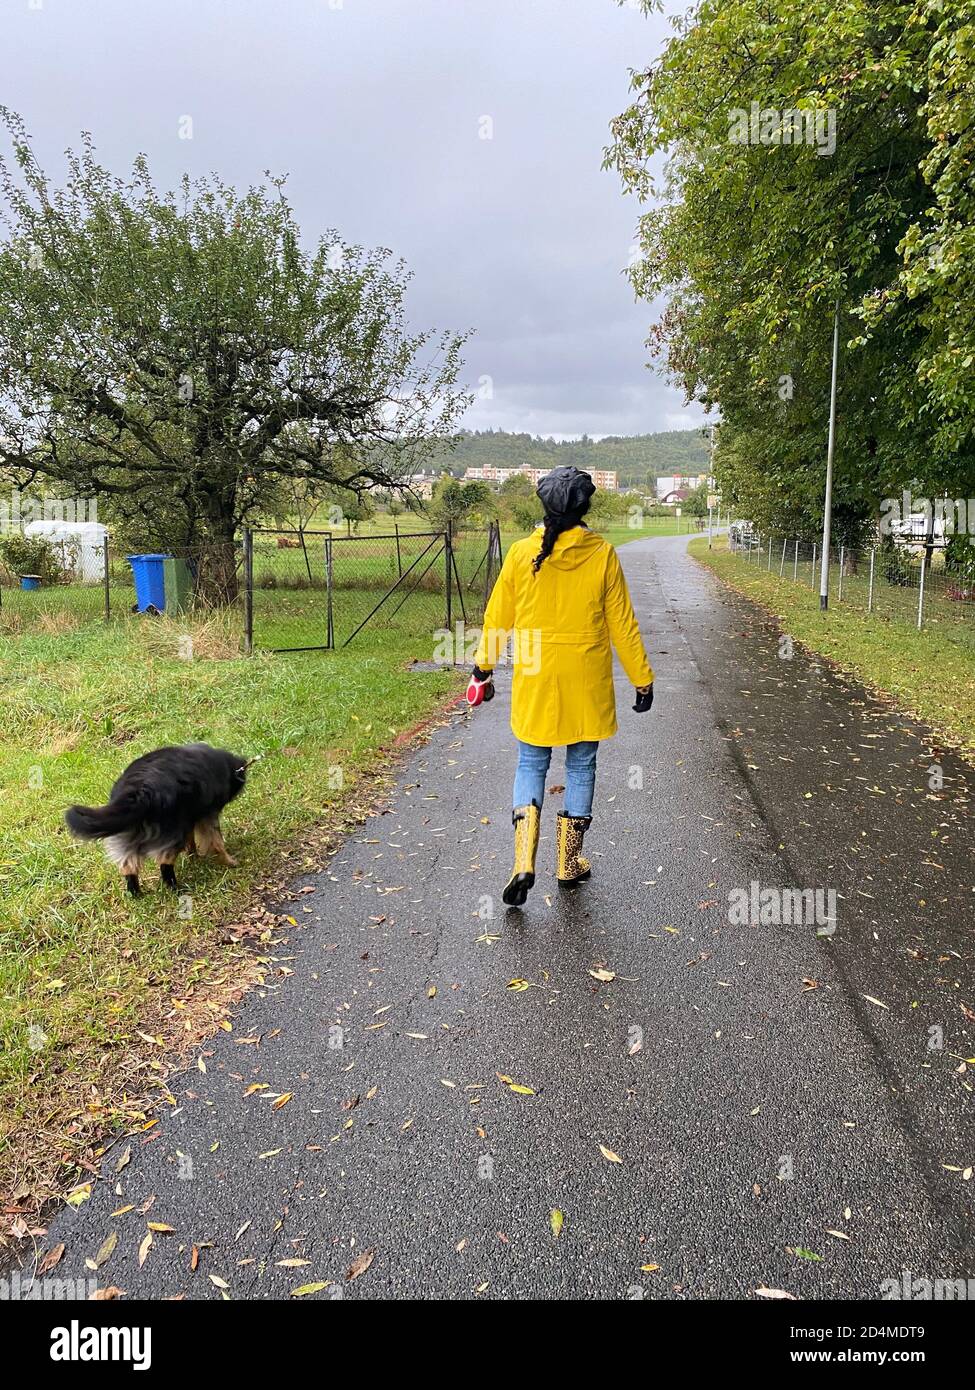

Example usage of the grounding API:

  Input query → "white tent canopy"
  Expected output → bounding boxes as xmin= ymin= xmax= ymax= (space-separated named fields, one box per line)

xmin=23 ymin=519 xmax=108 ymax=583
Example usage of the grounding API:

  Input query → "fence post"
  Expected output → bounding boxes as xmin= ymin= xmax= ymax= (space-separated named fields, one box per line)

xmin=868 ymin=547 xmax=875 ymax=613
xmin=917 ymin=552 xmax=926 ymax=630
xmin=483 ymin=522 xmax=497 ymax=614
xmin=767 ymin=537 xmax=773 ymax=570
xmin=779 ymin=538 xmax=787 ymax=576
xmin=838 ymin=544 xmax=844 ymax=602
xmin=811 ymin=543 xmax=817 ymax=588
xmin=103 ymin=535 xmax=111 ymax=621
xmin=793 ymin=539 xmax=799 ymax=581
xmin=325 ymin=534 xmax=334 ymax=650
xmin=395 ymin=523 xmax=402 ymax=577
xmin=444 ymin=524 xmax=452 ymax=634
xmin=243 ymin=528 xmax=254 ymax=654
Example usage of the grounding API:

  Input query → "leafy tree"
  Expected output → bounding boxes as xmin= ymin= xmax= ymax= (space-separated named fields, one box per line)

xmin=0 ymin=110 xmax=469 ymax=600
xmin=607 ymin=1 xmax=972 ymax=537
xmin=498 ymin=472 xmax=536 ymax=500
xmin=683 ymin=480 xmax=709 ymax=519
xmin=428 ymin=477 xmax=493 ymax=532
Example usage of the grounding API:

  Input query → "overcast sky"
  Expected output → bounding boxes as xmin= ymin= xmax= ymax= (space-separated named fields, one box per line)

xmin=2 ymin=0 xmax=705 ymax=441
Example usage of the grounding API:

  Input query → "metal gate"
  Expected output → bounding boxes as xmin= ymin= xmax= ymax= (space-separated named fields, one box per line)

xmin=244 ymin=523 xmax=502 ymax=652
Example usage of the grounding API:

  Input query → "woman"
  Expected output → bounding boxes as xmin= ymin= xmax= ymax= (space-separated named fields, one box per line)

xmin=468 ymin=465 xmax=654 ymax=906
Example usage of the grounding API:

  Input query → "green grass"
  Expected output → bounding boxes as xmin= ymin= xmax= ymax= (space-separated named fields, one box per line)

xmin=0 ymin=613 xmax=455 ymax=1198
xmin=597 ymin=515 xmax=705 ymax=548
xmin=691 ymin=537 xmax=975 ymax=755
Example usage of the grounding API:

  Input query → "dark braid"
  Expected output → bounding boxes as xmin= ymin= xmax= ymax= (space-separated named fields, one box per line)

xmin=532 ymin=508 xmax=586 ymax=574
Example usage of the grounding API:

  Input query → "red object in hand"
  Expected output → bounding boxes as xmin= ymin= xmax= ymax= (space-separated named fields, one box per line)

xmin=466 ymin=670 xmax=494 ymax=707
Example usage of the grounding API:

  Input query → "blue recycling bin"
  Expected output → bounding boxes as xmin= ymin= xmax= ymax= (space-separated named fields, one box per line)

xmin=128 ymin=553 xmax=170 ymax=612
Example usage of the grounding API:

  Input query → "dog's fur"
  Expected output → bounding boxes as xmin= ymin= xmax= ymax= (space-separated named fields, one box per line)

xmin=65 ymin=743 xmax=249 ymax=895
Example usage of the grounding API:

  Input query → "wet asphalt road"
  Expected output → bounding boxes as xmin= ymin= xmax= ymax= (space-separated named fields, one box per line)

xmin=35 ymin=534 xmax=975 ymax=1300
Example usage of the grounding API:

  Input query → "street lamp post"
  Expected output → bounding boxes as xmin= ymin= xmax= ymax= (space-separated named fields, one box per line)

xmin=819 ymin=297 xmax=841 ymax=611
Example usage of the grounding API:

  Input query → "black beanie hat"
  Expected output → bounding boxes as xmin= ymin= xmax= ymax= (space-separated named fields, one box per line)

xmin=536 ymin=465 xmax=596 ymax=518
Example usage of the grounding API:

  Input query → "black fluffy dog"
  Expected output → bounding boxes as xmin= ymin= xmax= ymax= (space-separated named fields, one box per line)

xmin=65 ymin=743 xmax=250 ymax=895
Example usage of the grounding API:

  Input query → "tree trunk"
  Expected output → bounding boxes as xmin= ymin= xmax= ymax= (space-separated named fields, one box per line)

xmin=194 ymin=492 xmax=240 ymax=606
xmin=194 ymin=536 xmax=239 ymax=607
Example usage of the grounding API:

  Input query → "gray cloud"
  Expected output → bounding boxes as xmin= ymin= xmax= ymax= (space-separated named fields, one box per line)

xmin=3 ymin=0 xmax=705 ymax=438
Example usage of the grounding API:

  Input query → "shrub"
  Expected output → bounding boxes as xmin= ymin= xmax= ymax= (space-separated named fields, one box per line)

xmin=879 ymin=540 xmax=914 ymax=587
xmin=0 ymin=532 xmax=68 ymax=585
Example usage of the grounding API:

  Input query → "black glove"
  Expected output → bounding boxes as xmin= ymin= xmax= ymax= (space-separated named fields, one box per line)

xmin=632 ymin=683 xmax=654 ymax=714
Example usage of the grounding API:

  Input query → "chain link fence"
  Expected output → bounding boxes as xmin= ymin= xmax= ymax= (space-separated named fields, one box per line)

xmin=729 ymin=524 xmax=975 ymax=653
xmin=0 ymin=522 xmax=505 ymax=655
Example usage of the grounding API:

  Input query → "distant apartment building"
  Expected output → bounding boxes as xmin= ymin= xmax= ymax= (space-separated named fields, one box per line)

xmin=463 ymin=465 xmax=619 ymax=491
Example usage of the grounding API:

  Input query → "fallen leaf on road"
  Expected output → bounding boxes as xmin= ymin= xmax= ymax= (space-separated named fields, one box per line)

xmin=291 ymin=1282 xmax=331 ymax=1297
xmin=138 ymin=1232 xmax=153 ymax=1268
xmin=550 ymin=1210 xmax=563 ymax=1239
xmin=38 ymin=1244 xmax=65 ymax=1274
xmin=347 ymin=1249 xmax=375 ymax=1281
xmin=92 ymin=1232 xmax=118 ymax=1268
xmin=89 ymin=1286 xmax=125 ymax=1300
xmin=754 ymin=1286 xmax=797 ymax=1300
xmin=599 ymin=1145 xmax=622 ymax=1164
xmin=589 ymin=969 xmax=615 ymax=982
xmin=863 ymin=995 xmax=889 ymax=1010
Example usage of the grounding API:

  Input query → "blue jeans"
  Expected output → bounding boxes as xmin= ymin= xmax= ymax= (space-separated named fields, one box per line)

xmin=513 ymin=740 xmax=598 ymax=818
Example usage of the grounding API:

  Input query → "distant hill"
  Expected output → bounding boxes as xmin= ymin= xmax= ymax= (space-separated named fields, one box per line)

xmin=446 ymin=428 xmax=711 ymax=489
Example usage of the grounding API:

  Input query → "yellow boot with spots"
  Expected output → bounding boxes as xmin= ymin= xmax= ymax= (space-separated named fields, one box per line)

xmin=502 ymin=802 xmax=541 ymax=907
xmin=556 ymin=811 xmax=592 ymax=886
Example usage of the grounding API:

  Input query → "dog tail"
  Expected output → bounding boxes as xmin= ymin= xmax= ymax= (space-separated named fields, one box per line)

xmin=65 ymin=791 xmax=147 ymax=840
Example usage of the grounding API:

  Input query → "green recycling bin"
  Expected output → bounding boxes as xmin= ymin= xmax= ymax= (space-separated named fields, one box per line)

xmin=162 ymin=557 xmax=193 ymax=614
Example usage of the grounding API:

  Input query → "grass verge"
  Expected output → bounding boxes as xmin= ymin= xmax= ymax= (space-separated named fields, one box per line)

xmin=691 ymin=537 xmax=975 ymax=756
xmin=0 ymin=614 xmax=456 ymax=1213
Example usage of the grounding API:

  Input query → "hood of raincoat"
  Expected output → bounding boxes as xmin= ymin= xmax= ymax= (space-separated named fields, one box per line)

xmin=532 ymin=523 xmax=604 ymax=571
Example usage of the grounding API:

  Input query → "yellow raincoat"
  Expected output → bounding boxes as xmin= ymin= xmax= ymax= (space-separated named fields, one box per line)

xmin=474 ymin=526 xmax=653 ymax=746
